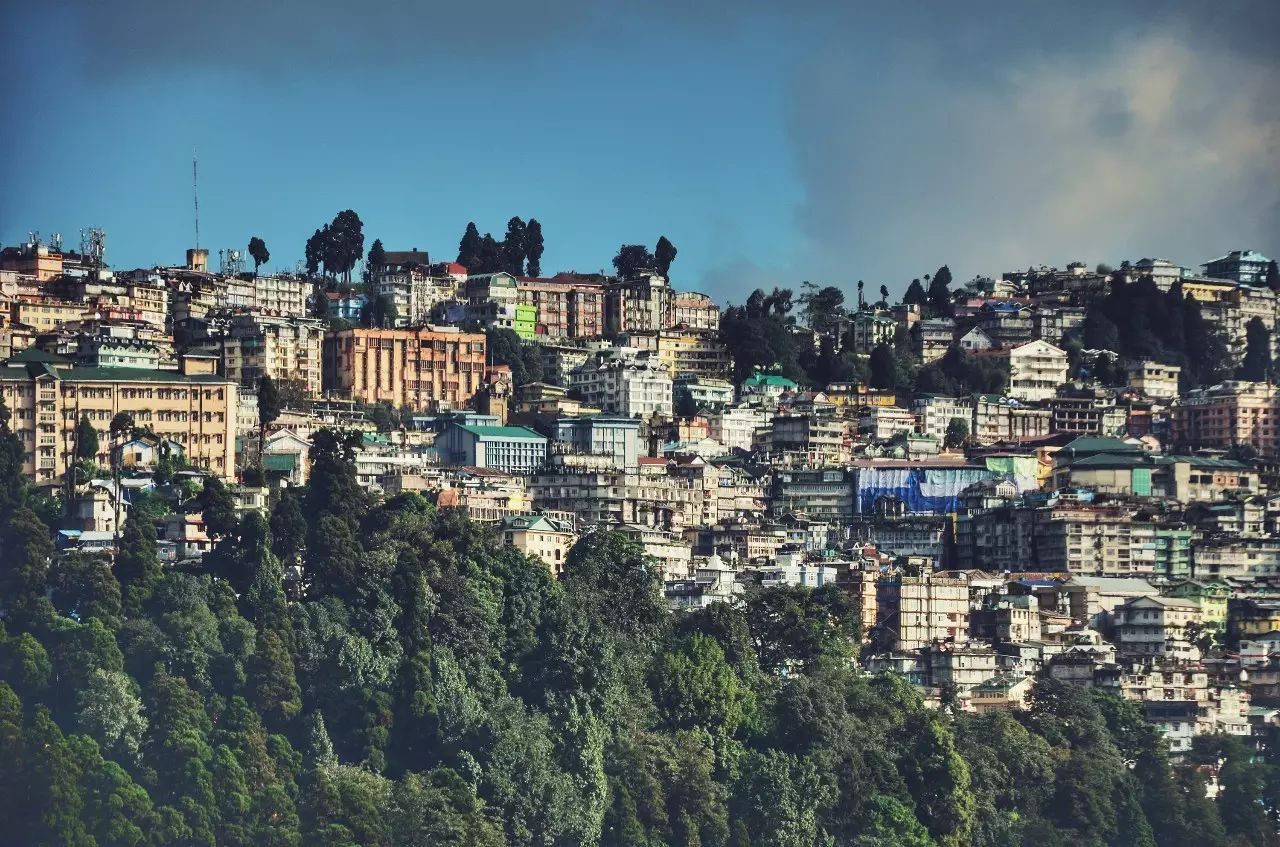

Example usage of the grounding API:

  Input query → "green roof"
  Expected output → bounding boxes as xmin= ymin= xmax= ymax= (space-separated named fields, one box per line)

xmin=742 ymin=373 xmax=798 ymax=389
xmin=0 ymin=364 xmax=232 ymax=384
xmin=6 ymin=348 xmax=71 ymax=364
xmin=1068 ymin=453 xmax=1149 ymax=469
xmin=262 ymin=454 xmax=298 ymax=472
xmin=456 ymin=424 xmax=546 ymax=440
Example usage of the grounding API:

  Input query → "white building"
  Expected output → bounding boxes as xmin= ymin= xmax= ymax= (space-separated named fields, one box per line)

xmin=1005 ymin=339 xmax=1068 ymax=402
xmin=707 ymin=406 xmax=767 ymax=452
xmin=859 ymin=405 xmax=918 ymax=442
xmin=1128 ymin=361 xmax=1182 ymax=400
xmin=570 ymin=350 xmax=673 ymax=418
xmin=914 ymin=395 xmax=974 ymax=444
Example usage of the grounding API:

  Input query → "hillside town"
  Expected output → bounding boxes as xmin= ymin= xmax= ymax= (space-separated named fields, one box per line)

xmin=5 ymin=223 xmax=1280 ymax=762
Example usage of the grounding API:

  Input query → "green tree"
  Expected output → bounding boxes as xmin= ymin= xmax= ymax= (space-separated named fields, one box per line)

xmin=0 ymin=393 xmax=27 ymax=518
xmin=651 ymin=634 xmax=755 ymax=737
xmin=1237 ymin=316 xmax=1272 ymax=381
xmin=248 ymin=236 xmax=270 ymax=276
xmin=879 ymin=283 xmax=890 ymax=307
xmin=613 ymin=244 xmax=656 ymax=278
xmin=869 ymin=344 xmax=900 ymax=390
xmin=270 ymin=490 xmax=307 ymax=564
xmin=367 ymin=238 xmax=386 ymax=272
xmin=75 ymin=414 xmax=100 ymax=462
xmin=50 ymin=552 xmax=122 ymax=630
xmin=457 ymin=222 xmax=482 ymax=269
xmin=76 ymin=668 xmax=148 ymax=761
xmin=903 ymin=278 xmax=927 ymax=306
xmin=502 ymin=216 xmax=527 ymax=276
xmin=198 ymin=475 xmax=239 ymax=539
xmin=927 ymin=265 xmax=953 ymax=317
xmin=524 ymin=219 xmax=544 ymax=277
xmin=654 ymin=235 xmax=677 ymax=277
xmin=0 ymin=507 xmax=53 ymax=623
xmin=258 ymin=374 xmax=282 ymax=459
xmin=944 ymin=417 xmax=968 ymax=449
xmin=115 ymin=512 xmax=161 ymax=617
xmin=1265 ymin=258 xmax=1279 ymax=291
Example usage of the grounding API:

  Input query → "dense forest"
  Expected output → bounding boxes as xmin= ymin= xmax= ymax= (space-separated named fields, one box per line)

xmin=1 ymin=415 xmax=1277 ymax=846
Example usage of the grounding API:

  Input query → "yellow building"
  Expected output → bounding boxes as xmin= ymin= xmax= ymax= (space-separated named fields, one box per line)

xmin=618 ymin=328 xmax=733 ymax=379
xmin=501 ymin=514 xmax=577 ymax=577
xmin=0 ymin=349 xmax=236 ymax=484
xmin=12 ymin=298 xmax=92 ymax=332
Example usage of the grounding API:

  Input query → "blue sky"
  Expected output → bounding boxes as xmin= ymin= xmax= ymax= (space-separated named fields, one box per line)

xmin=2 ymin=2 xmax=1277 ymax=304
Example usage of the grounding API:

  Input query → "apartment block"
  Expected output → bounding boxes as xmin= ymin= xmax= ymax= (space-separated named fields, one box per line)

xmin=322 ymin=326 xmax=487 ymax=412
xmin=1173 ymin=381 xmax=1280 ymax=457
xmin=0 ymin=350 xmax=236 ymax=484
xmin=223 ymin=313 xmax=326 ymax=396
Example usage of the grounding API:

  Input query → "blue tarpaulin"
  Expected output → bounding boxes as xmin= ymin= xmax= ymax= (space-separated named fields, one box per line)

xmin=854 ymin=466 xmax=997 ymax=515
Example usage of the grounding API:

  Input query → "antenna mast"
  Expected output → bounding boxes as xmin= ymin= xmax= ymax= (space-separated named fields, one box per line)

xmin=193 ymin=155 xmax=200 ymax=250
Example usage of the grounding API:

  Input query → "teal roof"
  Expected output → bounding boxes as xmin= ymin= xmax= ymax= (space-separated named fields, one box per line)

xmin=262 ymin=454 xmax=297 ymax=472
xmin=6 ymin=348 xmax=71 ymax=364
xmin=0 ymin=364 xmax=232 ymax=384
xmin=1068 ymin=453 xmax=1148 ymax=469
xmin=742 ymin=373 xmax=798 ymax=389
xmin=457 ymin=424 xmax=546 ymax=440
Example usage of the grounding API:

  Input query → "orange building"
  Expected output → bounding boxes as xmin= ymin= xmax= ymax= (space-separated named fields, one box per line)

xmin=322 ymin=326 xmax=487 ymax=412
xmin=516 ymin=274 xmax=606 ymax=339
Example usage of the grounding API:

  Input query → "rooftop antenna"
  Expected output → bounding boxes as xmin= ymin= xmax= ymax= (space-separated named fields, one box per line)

xmin=192 ymin=154 xmax=200 ymax=250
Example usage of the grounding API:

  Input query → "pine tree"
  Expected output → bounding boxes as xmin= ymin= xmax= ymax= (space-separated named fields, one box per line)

xmin=524 ymin=219 xmax=545 ymax=277
xmin=115 ymin=512 xmax=161 ymax=617
xmin=457 ymin=223 xmax=482 ymax=269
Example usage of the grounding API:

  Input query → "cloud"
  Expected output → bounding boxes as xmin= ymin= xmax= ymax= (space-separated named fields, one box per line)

xmin=786 ymin=9 xmax=1280 ymax=291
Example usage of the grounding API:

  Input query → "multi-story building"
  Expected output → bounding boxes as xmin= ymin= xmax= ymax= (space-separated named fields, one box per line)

xmin=859 ymin=405 xmax=918 ymax=442
xmin=0 ymin=349 xmax=236 ymax=483
xmin=1202 ymin=249 xmax=1272 ymax=286
xmin=851 ymin=311 xmax=897 ymax=355
xmin=1003 ymin=340 xmax=1068 ymax=402
xmin=668 ymin=291 xmax=720 ymax=331
xmin=768 ymin=468 xmax=856 ymax=523
xmin=914 ymin=395 xmax=974 ymax=444
xmin=1033 ymin=306 xmax=1087 ymax=344
xmin=322 ymin=326 xmax=487 ymax=412
xmin=911 ymin=318 xmax=955 ymax=363
xmin=605 ymin=273 xmax=671 ymax=335
xmin=250 ymin=274 xmax=311 ymax=317
xmin=1173 ymin=381 xmax=1280 ymax=457
xmin=738 ymin=372 xmax=799 ymax=407
xmin=569 ymin=350 xmax=672 ymax=418
xmin=673 ymin=376 xmax=735 ymax=410
xmin=707 ymin=406 xmax=767 ymax=452
xmin=516 ymin=275 xmax=607 ymax=339
xmin=975 ymin=303 xmax=1034 ymax=348
xmin=1192 ymin=537 xmax=1280 ymax=580
xmin=554 ymin=415 xmax=642 ymax=471
xmin=500 ymin=514 xmax=576 ymax=577
xmin=223 ymin=313 xmax=326 ymax=396
xmin=436 ymin=423 xmax=548 ymax=474
xmin=1047 ymin=388 xmax=1127 ymax=437
xmin=971 ymin=394 xmax=1051 ymax=444
xmin=873 ymin=568 xmax=970 ymax=651
xmin=1113 ymin=596 xmax=1202 ymax=657
xmin=763 ymin=414 xmax=847 ymax=466
xmin=12 ymin=298 xmax=92 ymax=333
xmin=370 ymin=251 xmax=460 ymax=327
xmin=1127 ymin=361 xmax=1182 ymax=400
xmin=619 ymin=329 xmax=733 ymax=380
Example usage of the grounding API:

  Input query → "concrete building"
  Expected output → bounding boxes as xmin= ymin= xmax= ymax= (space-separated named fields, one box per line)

xmin=1047 ymin=388 xmax=1127 ymax=437
xmin=501 ymin=513 xmax=576 ymax=576
xmin=1202 ymin=249 xmax=1272 ymax=286
xmin=970 ymin=394 xmax=1051 ymax=444
xmin=707 ymin=406 xmax=767 ymax=452
xmin=1004 ymin=340 xmax=1068 ymax=402
xmin=323 ymin=326 xmax=487 ymax=412
xmin=851 ymin=311 xmax=897 ymax=355
xmin=673 ymin=376 xmax=735 ymax=411
xmin=669 ymin=291 xmax=720 ymax=331
xmin=1113 ymin=595 xmax=1202 ymax=657
xmin=859 ymin=405 xmax=918 ymax=442
xmin=0 ymin=350 xmax=236 ymax=483
xmin=569 ymin=350 xmax=672 ymax=418
xmin=738 ymin=372 xmax=798 ymax=407
xmin=605 ymin=273 xmax=671 ymax=335
xmin=911 ymin=318 xmax=955 ymax=363
xmin=914 ymin=395 xmax=974 ymax=445
xmin=1128 ymin=361 xmax=1182 ymax=400
xmin=619 ymin=329 xmax=733 ymax=380
xmin=873 ymin=568 xmax=970 ymax=651
xmin=1173 ymin=381 xmax=1279 ymax=457
xmin=554 ymin=415 xmax=642 ymax=471
xmin=223 ymin=313 xmax=326 ymax=397
xmin=516 ymin=274 xmax=607 ymax=339
xmin=436 ymin=423 xmax=548 ymax=474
